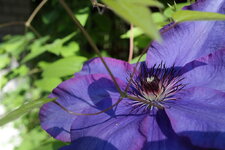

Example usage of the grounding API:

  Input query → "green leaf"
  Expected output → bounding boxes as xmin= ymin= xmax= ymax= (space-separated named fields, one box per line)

xmin=16 ymin=127 xmax=48 ymax=150
xmin=60 ymin=42 xmax=80 ymax=57
xmin=120 ymin=27 xmax=144 ymax=39
xmin=75 ymin=7 xmax=89 ymax=26
xmin=35 ymin=77 xmax=62 ymax=92
xmin=120 ymin=12 xmax=166 ymax=39
xmin=42 ymin=56 xmax=87 ymax=78
xmin=173 ymin=10 xmax=225 ymax=23
xmin=0 ymin=33 xmax=34 ymax=57
xmin=0 ymin=97 xmax=55 ymax=126
xmin=128 ymin=0 xmax=164 ymax=8
xmin=164 ymin=2 xmax=190 ymax=18
xmin=0 ymin=54 xmax=10 ymax=69
xmin=0 ymin=76 xmax=7 ymax=89
xmin=13 ymin=65 xmax=29 ymax=76
xmin=131 ymin=54 xmax=146 ymax=64
xmin=22 ymin=33 xmax=76 ymax=62
xmin=22 ymin=36 xmax=50 ymax=63
xmin=46 ymin=32 xmax=76 ymax=55
xmin=152 ymin=12 xmax=166 ymax=24
xmin=134 ymin=35 xmax=150 ymax=49
xmin=102 ymin=0 xmax=161 ymax=41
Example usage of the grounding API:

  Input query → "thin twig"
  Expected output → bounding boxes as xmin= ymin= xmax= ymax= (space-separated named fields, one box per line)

xmin=0 ymin=21 xmax=41 ymax=38
xmin=0 ymin=21 xmax=24 ymax=28
xmin=25 ymin=0 xmax=48 ymax=27
xmin=128 ymin=24 xmax=134 ymax=63
xmin=0 ymin=0 xmax=48 ymax=37
xmin=24 ymin=0 xmax=48 ymax=37
xmin=90 ymin=0 xmax=111 ymax=14
xmin=90 ymin=0 xmax=110 ymax=9
xmin=59 ymin=0 xmax=123 ymax=96
xmin=27 ymin=24 xmax=41 ymax=38
xmin=91 ymin=0 xmax=105 ymax=7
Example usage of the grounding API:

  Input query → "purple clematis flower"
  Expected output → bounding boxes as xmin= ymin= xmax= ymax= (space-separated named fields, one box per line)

xmin=39 ymin=0 xmax=225 ymax=150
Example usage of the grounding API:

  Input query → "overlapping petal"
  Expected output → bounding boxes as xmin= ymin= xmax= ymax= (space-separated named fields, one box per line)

xmin=39 ymin=74 xmax=127 ymax=142
xmin=147 ymin=0 xmax=225 ymax=68
xmin=70 ymin=110 xmax=147 ymax=150
xmin=75 ymin=57 xmax=134 ymax=82
xmin=166 ymin=87 xmax=225 ymax=149
xmin=181 ymin=49 xmax=225 ymax=91
xmin=60 ymin=110 xmax=198 ymax=150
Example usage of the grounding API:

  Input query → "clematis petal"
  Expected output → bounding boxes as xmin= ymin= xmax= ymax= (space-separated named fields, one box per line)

xmin=165 ymin=87 xmax=225 ymax=149
xmin=70 ymin=111 xmax=147 ymax=150
xmin=75 ymin=57 xmax=134 ymax=82
xmin=58 ymin=137 xmax=118 ymax=150
xmin=181 ymin=49 xmax=225 ymax=91
xmin=68 ymin=109 xmax=198 ymax=150
xmin=147 ymin=0 xmax=225 ymax=68
xmin=39 ymin=74 xmax=126 ymax=142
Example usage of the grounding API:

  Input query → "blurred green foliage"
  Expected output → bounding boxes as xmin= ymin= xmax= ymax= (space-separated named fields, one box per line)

xmin=1 ymin=0 xmax=211 ymax=150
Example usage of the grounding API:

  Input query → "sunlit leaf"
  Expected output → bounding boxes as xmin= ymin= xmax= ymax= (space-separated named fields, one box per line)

xmin=0 ymin=76 xmax=7 ymax=89
xmin=16 ymin=127 xmax=48 ymax=150
xmin=0 ymin=54 xmax=10 ymax=69
xmin=0 ymin=97 xmax=55 ymax=126
xmin=131 ymin=54 xmax=146 ymax=64
xmin=21 ymin=36 xmax=50 ymax=63
xmin=173 ymin=10 xmax=225 ymax=23
xmin=121 ymin=12 xmax=166 ymax=39
xmin=22 ymin=33 xmax=76 ymax=62
xmin=75 ymin=7 xmax=89 ymax=26
xmin=128 ymin=0 xmax=164 ymax=8
xmin=152 ymin=12 xmax=166 ymax=23
xmin=164 ymin=2 xmax=190 ymax=18
xmin=60 ymin=42 xmax=80 ymax=57
xmin=13 ymin=65 xmax=29 ymax=76
xmin=120 ymin=27 xmax=143 ymax=39
xmin=46 ymin=32 xmax=76 ymax=55
xmin=35 ymin=77 xmax=62 ymax=92
xmin=0 ymin=33 xmax=34 ymax=57
xmin=102 ymin=0 xmax=161 ymax=41
xmin=42 ymin=56 xmax=87 ymax=78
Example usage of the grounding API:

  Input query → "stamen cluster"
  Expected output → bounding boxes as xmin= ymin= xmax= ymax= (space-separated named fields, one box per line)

xmin=129 ymin=63 xmax=185 ymax=111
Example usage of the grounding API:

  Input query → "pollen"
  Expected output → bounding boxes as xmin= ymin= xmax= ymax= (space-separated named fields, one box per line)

xmin=147 ymin=76 xmax=155 ymax=82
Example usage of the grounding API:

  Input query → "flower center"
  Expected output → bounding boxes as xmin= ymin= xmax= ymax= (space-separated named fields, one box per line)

xmin=128 ymin=63 xmax=185 ymax=110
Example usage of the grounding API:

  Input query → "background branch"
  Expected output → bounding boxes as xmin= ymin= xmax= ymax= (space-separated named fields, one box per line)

xmin=128 ymin=24 xmax=134 ymax=63
xmin=59 ymin=0 xmax=123 ymax=95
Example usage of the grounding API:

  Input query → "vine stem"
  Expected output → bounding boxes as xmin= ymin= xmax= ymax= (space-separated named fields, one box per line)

xmin=59 ymin=0 xmax=123 ymax=96
xmin=0 ymin=21 xmax=24 ymax=28
xmin=25 ymin=0 xmax=48 ymax=27
xmin=128 ymin=24 xmax=134 ymax=63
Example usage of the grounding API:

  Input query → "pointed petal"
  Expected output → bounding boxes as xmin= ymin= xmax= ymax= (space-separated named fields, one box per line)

xmin=39 ymin=74 xmax=126 ymax=142
xmin=166 ymin=87 xmax=225 ymax=149
xmin=75 ymin=57 xmax=134 ymax=82
xmin=147 ymin=0 xmax=225 ymax=68
xmin=181 ymin=49 xmax=225 ymax=91
xmin=69 ymin=109 xmax=197 ymax=150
